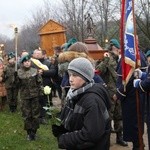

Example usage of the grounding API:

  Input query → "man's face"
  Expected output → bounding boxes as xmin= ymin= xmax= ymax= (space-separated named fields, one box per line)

xmin=112 ymin=46 xmax=120 ymax=56
xmin=33 ymin=50 xmax=43 ymax=59
xmin=8 ymin=57 xmax=15 ymax=64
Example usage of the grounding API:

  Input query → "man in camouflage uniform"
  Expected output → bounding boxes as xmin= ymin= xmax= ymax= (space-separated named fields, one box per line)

xmin=31 ymin=49 xmax=56 ymax=124
xmin=3 ymin=52 xmax=18 ymax=112
xmin=96 ymin=39 xmax=128 ymax=146
xmin=16 ymin=54 xmax=43 ymax=141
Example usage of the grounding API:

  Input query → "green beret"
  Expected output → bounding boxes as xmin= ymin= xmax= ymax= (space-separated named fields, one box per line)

xmin=64 ymin=38 xmax=77 ymax=51
xmin=110 ymin=39 xmax=120 ymax=49
xmin=8 ymin=52 xmax=15 ymax=60
xmin=21 ymin=54 xmax=31 ymax=63
xmin=146 ymin=50 xmax=150 ymax=57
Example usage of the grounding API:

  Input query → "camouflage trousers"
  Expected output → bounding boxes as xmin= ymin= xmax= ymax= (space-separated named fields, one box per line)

xmin=6 ymin=87 xmax=18 ymax=107
xmin=0 ymin=96 xmax=7 ymax=110
xmin=21 ymin=97 xmax=40 ymax=131
xmin=109 ymin=99 xmax=123 ymax=132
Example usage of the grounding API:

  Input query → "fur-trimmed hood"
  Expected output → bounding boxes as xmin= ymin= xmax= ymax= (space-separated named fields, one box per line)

xmin=58 ymin=51 xmax=95 ymax=77
xmin=58 ymin=51 xmax=93 ymax=64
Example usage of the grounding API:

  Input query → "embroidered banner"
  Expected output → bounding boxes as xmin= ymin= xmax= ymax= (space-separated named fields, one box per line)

xmin=120 ymin=0 xmax=141 ymax=87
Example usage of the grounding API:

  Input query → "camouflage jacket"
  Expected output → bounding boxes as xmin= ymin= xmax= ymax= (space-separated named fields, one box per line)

xmin=17 ymin=67 xmax=43 ymax=100
xmin=3 ymin=63 xmax=16 ymax=89
xmin=96 ymin=53 xmax=118 ymax=97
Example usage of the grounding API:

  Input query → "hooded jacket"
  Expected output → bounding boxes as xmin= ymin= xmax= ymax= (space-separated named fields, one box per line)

xmin=58 ymin=83 xmax=111 ymax=150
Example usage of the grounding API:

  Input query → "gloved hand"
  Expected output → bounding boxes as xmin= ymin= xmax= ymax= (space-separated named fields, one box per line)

xmin=133 ymin=79 xmax=141 ymax=88
xmin=104 ymin=52 xmax=110 ymax=57
xmin=134 ymin=69 xmax=143 ymax=78
xmin=52 ymin=124 xmax=68 ymax=137
xmin=134 ymin=68 xmax=147 ymax=80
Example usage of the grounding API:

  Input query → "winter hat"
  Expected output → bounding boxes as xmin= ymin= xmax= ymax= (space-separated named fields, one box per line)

xmin=68 ymin=42 xmax=88 ymax=54
xmin=68 ymin=57 xmax=94 ymax=82
xmin=110 ymin=39 xmax=120 ymax=49
xmin=8 ymin=52 xmax=15 ymax=60
xmin=20 ymin=54 xmax=31 ymax=63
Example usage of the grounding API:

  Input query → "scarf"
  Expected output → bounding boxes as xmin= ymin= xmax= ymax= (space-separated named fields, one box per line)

xmin=60 ymin=80 xmax=94 ymax=130
xmin=31 ymin=58 xmax=49 ymax=70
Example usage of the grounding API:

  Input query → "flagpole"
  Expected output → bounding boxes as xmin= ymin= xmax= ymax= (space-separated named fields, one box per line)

xmin=14 ymin=27 xmax=18 ymax=72
xmin=132 ymin=0 xmax=144 ymax=149
xmin=120 ymin=0 xmax=144 ymax=149
xmin=135 ymin=89 xmax=144 ymax=150
xmin=120 ymin=0 xmax=126 ymax=91
xmin=146 ymin=92 xmax=150 ymax=149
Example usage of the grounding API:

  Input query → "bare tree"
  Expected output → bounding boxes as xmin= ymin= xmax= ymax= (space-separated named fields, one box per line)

xmin=135 ymin=0 xmax=150 ymax=49
xmin=93 ymin=0 xmax=121 ymax=47
xmin=2 ymin=0 xmax=150 ymax=53
xmin=60 ymin=0 xmax=95 ymax=41
xmin=0 ymin=35 xmax=13 ymax=53
xmin=18 ymin=1 xmax=55 ymax=52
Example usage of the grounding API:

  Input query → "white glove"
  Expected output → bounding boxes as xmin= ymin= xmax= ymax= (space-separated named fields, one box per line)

xmin=133 ymin=79 xmax=141 ymax=88
xmin=104 ymin=52 xmax=110 ymax=57
xmin=134 ymin=69 xmax=143 ymax=79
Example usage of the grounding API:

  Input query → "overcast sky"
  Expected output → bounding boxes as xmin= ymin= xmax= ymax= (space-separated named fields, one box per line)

xmin=0 ymin=0 xmax=45 ymax=38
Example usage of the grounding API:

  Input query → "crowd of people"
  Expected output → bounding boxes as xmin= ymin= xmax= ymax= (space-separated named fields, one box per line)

xmin=0 ymin=38 xmax=150 ymax=150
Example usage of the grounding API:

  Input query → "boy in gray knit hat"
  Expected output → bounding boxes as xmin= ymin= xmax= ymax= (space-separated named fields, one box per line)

xmin=68 ymin=57 xmax=94 ymax=83
xmin=52 ymin=57 xmax=111 ymax=150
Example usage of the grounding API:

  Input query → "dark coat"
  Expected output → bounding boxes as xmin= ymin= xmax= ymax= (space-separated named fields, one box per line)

xmin=32 ymin=58 xmax=56 ymax=86
xmin=116 ymin=51 xmax=147 ymax=142
xmin=58 ymin=83 xmax=111 ymax=150
xmin=139 ymin=66 xmax=150 ymax=92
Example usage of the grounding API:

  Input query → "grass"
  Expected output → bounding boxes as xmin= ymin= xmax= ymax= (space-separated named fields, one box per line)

xmin=0 ymin=105 xmax=59 ymax=150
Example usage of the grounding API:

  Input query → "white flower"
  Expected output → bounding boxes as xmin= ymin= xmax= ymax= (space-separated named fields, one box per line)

xmin=44 ymin=86 xmax=51 ymax=95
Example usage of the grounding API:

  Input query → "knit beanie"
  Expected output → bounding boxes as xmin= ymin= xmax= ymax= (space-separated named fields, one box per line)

xmin=68 ymin=57 xmax=94 ymax=82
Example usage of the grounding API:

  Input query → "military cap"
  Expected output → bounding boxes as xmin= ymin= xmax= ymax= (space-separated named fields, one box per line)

xmin=64 ymin=38 xmax=77 ymax=51
xmin=110 ymin=39 xmax=120 ymax=49
xmin=8 ymin=52 xmax=15 ymax=60
xmin=20 ymin=54 xmax=31 ymax=63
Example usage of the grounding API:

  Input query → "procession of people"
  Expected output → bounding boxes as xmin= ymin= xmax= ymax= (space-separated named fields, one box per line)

xmin=0 ymin=36 xmax=149 ymax=150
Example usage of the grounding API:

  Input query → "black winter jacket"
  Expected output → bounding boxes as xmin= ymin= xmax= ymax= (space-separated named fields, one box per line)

xmin=32 ymin=58 xmax=56 ymax=86
xmin=58 ymin=83 xmax=111 ymax=150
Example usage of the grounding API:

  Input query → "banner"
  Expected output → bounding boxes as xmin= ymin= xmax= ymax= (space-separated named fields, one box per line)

xmin=120 ymin=0 xmax=141 ymax=88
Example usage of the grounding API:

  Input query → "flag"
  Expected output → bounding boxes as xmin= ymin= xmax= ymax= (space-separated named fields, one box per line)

xmin=120 ymin=0 xmax=141 ymax=88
